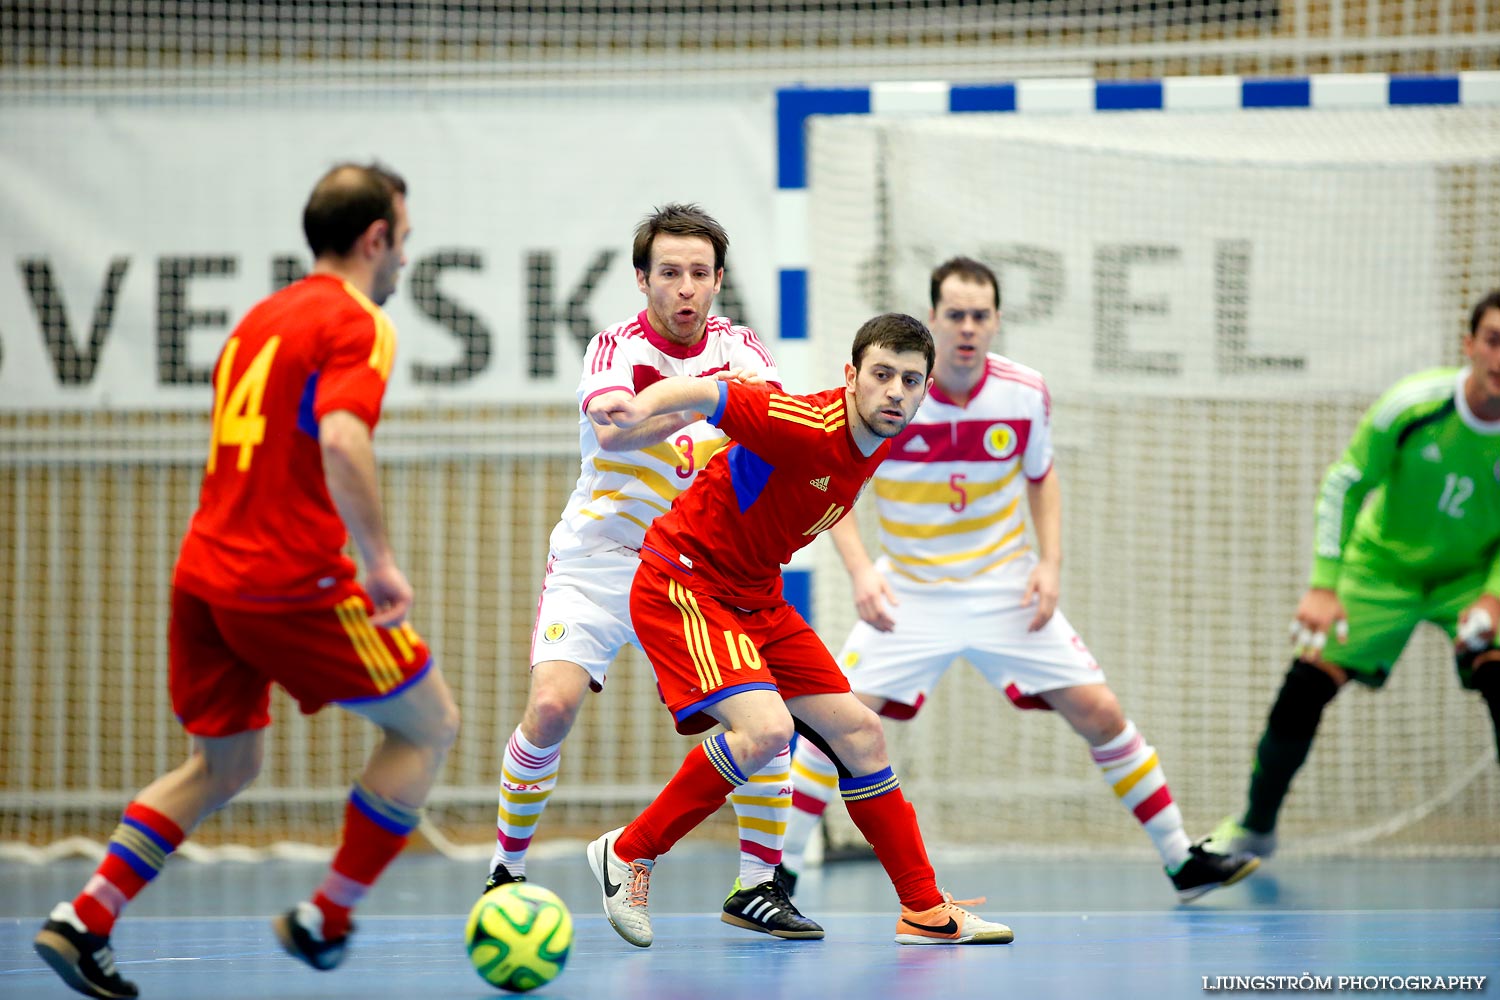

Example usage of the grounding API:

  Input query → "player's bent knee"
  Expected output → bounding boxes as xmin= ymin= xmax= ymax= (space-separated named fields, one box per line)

xmin=744 ymin=718 xmax=796 ymax=765
xmin=198 ymin=747 xmax=262 ymax=804
xmin=1266 ymin=659 xmax=1341 ymax=739
xmin=432 ymin=702 xmax=461 ymax=754
xmin=820 ymin=707 xmax=886 ymax=774
xmin=524 ymin=691 xmax=582 ymax=745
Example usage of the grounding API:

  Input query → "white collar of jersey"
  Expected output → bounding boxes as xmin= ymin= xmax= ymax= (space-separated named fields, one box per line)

xmin=1455 ymin=366 xmax=1500 ymax=435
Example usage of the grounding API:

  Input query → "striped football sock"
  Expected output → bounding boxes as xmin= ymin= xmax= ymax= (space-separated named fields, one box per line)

xmin=73 ymin=801 xmax=185 ymax=936
xmin=313 ymin=781 xmax=421 ymax=940
xmin=783 ymin=737 xmax=839 ymax=874
xmin=1090 ymin=721 xmax=1192 ymax=868
xmin=729 ymin=744 xmax=791 ymax=886
xmin=489 ymin=728 xmax=561 ymax=879
xmin=616 ymin=734 xmax=744 ymax=862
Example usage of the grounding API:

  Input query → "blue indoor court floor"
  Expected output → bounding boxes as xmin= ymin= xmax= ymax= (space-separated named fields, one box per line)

xmin=3 ymin=851 xmax=1497 ymax=1000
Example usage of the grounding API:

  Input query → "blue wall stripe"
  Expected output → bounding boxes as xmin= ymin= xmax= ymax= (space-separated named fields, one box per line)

xmin=778 ymin=268 xmax=809 ymax=341
xmin=1241 ymin=77 xmax=1312 ymax=108
xmin=783 ymin=568 xmax=812 ymax=625
xmin=950 ymin=82 xmax=1017 ymax=113
xmin=1389 ymin=74 xmax=1461 ymax=106
xmin=776 ymin=87 xmax=871 ymax=190
xmin=1095 ymin=79 xmax=1164 ymax=111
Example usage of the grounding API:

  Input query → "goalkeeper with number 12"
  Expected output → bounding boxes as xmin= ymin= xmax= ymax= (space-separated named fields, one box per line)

xmin=1210 ymin=289 xmax=1500 ymax=858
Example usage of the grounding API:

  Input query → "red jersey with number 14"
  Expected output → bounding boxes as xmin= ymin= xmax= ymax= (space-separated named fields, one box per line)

xmin=640 ymin=381 xmax=888 ymax=609
xmin=173 ymin=274 xmax=395 ymax=611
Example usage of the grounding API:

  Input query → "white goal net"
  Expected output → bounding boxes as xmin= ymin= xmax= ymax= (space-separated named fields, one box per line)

xmin=805 ymin=104 xmax=1500 ymax=857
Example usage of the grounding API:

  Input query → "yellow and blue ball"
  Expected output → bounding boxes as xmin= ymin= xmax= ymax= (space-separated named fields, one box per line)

xmin=465 ymin=883 xmax=573 ymax=993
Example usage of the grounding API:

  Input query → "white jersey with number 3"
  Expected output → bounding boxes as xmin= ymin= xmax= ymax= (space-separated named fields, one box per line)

xmin=548 ymin=309 xmax=779 ymax=558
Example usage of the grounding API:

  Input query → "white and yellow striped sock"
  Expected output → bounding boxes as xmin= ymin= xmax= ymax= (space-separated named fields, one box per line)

xmin=729 ymin=744 xmax=791 ymax=886
xmin=782 ymin=738 xmax=839 ymax=875
xmin=489 ymin=727 xmax=560 ymax=879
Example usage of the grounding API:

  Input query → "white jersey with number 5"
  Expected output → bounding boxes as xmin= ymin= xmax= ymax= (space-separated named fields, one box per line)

xmin=841 ymin=352 xmax=1099 ymax=713
xmin=876 ymin=353 xmax=1052 ymax=585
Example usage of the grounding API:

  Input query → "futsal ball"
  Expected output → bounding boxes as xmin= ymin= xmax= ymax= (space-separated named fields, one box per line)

xmin=465 ymin=883 xmax=573 ymax=992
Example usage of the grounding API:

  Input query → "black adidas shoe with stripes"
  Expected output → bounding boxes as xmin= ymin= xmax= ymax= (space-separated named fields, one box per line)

xmin=33 ymin=901 xmax=139 ymax=999
xmin=721 ymin=877 xmax=824 ymax=939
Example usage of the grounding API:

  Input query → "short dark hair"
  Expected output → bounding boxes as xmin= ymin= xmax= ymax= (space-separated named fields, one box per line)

xmin=1470 ymin=289 xmax=1500 ymax=335
xmin=930 ymin=256 xmax=1001 ymax=310
xmin=851 ymin=313 xmax=935 ymax=375
xmin=302 ymin=162 xmax=407 ymax=259
xmin=632 ymin=203 xmax=729 ymax=274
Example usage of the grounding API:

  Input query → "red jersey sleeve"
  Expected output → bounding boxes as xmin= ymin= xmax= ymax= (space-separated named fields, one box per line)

xmin=312 ymin=299 xmax=395 ymax=429
xmin=710 ymin=382 xmax=840 ymax=464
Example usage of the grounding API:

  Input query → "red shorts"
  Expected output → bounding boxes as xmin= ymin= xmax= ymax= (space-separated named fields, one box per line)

xmin=630 ymin=558 xmax=850 ymax=735
xmin=169 ymin=584 xmax=432 ymax=738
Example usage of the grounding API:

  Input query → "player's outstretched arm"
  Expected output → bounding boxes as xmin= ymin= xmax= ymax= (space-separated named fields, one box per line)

xmin=588 ymin=372 xmax=763 ymax=452
xmin=588 ymin=375 xmax=722 ymax=431
xmin=589 ymin=388 xmax=698 ymax=453
xmin=320 ymin=408 xmax=413 ymax=626
xmin=829 ymin=515 xmax=897 ymax=631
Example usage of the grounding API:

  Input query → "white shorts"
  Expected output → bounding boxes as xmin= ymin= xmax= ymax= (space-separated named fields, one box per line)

xmin=531 ymin=546 xmax=641 ymax=688
xmin=838 ymin=556 xmax=1104 ymax=718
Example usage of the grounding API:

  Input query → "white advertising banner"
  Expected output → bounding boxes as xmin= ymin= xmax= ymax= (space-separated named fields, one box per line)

xmin=0 ymin=96 xmax=776 ymax=410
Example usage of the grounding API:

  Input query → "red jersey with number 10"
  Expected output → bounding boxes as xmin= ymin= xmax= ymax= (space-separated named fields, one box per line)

xmin=173 ymin=274 xmax=395 ymax=611
xmin=640 ymin=381 xmax=888 ymax=609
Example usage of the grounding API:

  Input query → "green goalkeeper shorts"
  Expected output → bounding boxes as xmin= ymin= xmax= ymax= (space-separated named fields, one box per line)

xmin=1325 ymin=558 xmax=1491 ymax=689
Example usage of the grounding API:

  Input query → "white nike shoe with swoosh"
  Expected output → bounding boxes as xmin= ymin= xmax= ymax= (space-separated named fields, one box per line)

xmin=894 ymin=891 xmax=1014 ymax=945
xmin=587 ymin=827 xmax=655 ymax=948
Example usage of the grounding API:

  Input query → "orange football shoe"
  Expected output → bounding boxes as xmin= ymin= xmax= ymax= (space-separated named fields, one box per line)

xmin=894 ymin=892 xmax=1014 ymax=945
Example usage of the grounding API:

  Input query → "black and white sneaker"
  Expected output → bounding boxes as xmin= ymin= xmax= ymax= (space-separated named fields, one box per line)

xmin=33 ymin=901 xmax=139 ymax=999
xmin=721 ymin=878 xmax=825 ymax=939
xmin=1169 ymin=840 xmax=1261 ymax=902
xmin=483 ymin=861 xmax=527 ymax=896
xmin=272 ymin=901 xmax=350 ymax=971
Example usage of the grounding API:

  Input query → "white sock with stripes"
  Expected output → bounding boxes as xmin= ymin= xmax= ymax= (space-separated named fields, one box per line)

xmin=1090 ymin=721 xmax=1191 ymax=868
xmin=489 ymin=727 xmax=561 ymax=879
xmin=782 ymin=738 xmax=839 ymax=875
xmin=730 ymin=744 xmax=791 ymax=887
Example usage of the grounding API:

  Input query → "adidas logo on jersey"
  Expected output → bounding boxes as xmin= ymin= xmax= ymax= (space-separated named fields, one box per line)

xmin=1422 ymin=443 xmax=1442 ymax=462
xmin=810 ymin=476 xmax=830 ymax=491
xmin=900 ymin=435 xmax=930 ymax=453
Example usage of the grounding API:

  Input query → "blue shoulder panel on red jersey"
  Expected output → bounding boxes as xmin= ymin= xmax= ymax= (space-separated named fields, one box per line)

xmin=728 ymin=445 xmax=773 ymax=513
xmin=297 ymin=372 xmax=320 ymax=439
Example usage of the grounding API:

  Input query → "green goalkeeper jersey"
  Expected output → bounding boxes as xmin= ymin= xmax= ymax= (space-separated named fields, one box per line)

xmin=1311 ymin=367 xmax=1500 ymax=596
